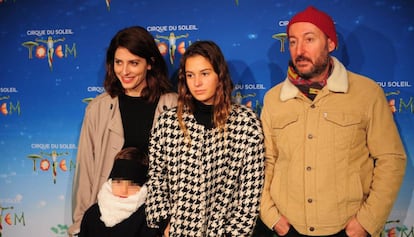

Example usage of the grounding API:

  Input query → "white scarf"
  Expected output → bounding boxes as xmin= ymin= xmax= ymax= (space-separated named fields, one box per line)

xmin=97 ymin=179 xmax=147 ymax=227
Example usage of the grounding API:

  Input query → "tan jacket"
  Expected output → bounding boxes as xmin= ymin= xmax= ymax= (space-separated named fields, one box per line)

xmin=259 ymin=57 xmax=406 ymax=237
xmin=68 ymin=92 xmax=177 ymax=235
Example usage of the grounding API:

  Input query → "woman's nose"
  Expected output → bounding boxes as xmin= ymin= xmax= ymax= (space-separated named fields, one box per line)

xmin=122 ymin=65 xmax=130 ymax=75
xmin=194 ymin=76 xmax=202 ymax=87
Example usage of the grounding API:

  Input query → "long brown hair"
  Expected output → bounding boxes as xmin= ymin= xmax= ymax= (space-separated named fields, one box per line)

xmin=103 ymin=26 xmax=173 ymax=102
xmin=177 ymin=41 xmax=234 ymax=140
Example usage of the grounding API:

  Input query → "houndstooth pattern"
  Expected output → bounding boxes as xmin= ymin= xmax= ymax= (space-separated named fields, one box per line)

xmin=146 ymin=104 xmax=265 ymax=237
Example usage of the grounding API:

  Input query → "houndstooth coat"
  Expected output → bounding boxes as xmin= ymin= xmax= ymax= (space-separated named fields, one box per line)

xmin=146 ymin=104 xmax=265 ymax=237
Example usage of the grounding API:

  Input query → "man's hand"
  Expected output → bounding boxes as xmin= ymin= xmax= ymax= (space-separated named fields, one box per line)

xmin=273 ymin=215 xmax=291 ymax=236
xmin=345 ymin=216 xmax=368 ymax=237
xmin=163 ymin=222 xmax=170 ymax=237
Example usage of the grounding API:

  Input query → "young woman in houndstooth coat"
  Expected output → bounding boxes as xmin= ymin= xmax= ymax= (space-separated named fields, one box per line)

xmin=146 ymin=40 xmax=265 ymax=237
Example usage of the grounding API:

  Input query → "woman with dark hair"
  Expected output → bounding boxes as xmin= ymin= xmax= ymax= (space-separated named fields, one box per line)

xmin=146 ymin=40 xmax=264 ymax=236
xmin=69 ymin=26 xmax=177 ymax=236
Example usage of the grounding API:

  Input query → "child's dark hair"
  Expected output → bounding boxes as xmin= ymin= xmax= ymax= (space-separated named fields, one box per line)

xmin=109 ymin=147 xmax=149 ymax=186
xmin=115 ymin=147 xmax=148 ymax=166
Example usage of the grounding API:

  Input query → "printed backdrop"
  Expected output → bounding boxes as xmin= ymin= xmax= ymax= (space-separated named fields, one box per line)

xmin=0 ymin=1 xmax=413 ymax=236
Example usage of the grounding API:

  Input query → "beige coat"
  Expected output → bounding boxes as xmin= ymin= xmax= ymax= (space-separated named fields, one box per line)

xmin=259 ymin=57 xmax=406 ymax=237
xmin=68 ymin=92 xmax=177 ymax=235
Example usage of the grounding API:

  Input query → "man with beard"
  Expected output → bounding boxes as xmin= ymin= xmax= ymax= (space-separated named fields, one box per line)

xmin=259 ymin=6 xmax=406 ymax=237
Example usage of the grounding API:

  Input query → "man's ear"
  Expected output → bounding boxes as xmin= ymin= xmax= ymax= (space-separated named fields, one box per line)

xmin=328 ymin=38 xmax=336 ymax=52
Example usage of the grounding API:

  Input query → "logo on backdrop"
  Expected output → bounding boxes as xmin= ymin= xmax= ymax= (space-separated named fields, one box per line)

xmin=233 ymin=84 xmax=266 ymax=115
xmin=272 ymin=20 xmax=290 ymax=53
xmin=0 ymin=88 xmax=20 ymax=117
xmin=155 ymin=32 xmax=189 ymax=65
xmin=0 ymin=201 xmax=25 ymax=237
xmin=82 ymin=86 xmax=105 ymax=104
xmin=27 ymin=144 xmax=76 ymax=184
xmin=0 ymin=197 xmax=68 ymax=237
xmin=378 ymin=81 xmax=413 ymax=114
xmin=381 ymin=220 xmax=414 ymax=237
xmin=272 ymin=32 xmax=287 ymax=52
xmin=147 ymin=24 xmax=198 ymax=65
xmin=22 ymin=29 xmax=77 ymax=71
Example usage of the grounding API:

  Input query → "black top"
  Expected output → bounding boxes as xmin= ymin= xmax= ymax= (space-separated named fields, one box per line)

xmin=119 ymin=94 xmax=158 ymax=153
xmin=78 ymin=203 xmax=160 ymax=237
xmin=193 ymin=100 xmax=214 ymax=129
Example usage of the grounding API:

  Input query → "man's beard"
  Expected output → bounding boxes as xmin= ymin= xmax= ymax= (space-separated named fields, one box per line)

xmin=293 ymin=52 xmax=330 ymax=80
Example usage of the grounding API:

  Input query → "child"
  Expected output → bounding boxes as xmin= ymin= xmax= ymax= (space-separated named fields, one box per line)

xmin=79 ymin=147 xmax=159 ymax=237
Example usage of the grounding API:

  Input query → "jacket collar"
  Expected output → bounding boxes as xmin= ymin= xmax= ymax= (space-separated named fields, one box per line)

xmin=280 ymin=56 xmax=348 ymax=101
xmin=108 ymin=96 xmax=124 ymax=136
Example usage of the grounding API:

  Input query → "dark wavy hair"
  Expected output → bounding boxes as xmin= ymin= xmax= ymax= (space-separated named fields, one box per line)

xmin=177 ymin=40 xmax=234 ymax=139
xmin=103 ymin=26 xmax=172 ymax=102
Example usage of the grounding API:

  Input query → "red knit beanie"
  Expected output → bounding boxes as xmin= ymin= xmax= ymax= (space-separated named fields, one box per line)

xmin=287 ymin=6 xmax=337 ymax=48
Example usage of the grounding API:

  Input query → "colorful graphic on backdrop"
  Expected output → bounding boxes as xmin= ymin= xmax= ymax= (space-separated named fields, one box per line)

xmin=156 ymin=32 xmax=189 ymax=64
xmin=147 ymin=24 xmax=198 ymax=65
xmin=0 ymin=95 xmax=20 ymax=116
xmin=26 ymin=151 xmax=72 ymax=184
xmin=22 ymin=29 xmax=76 ymax=71
xmin=272 ymin=33 xmax=287 ymax=52
xmin=0 ymin=205 xmax=24 ymax=237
